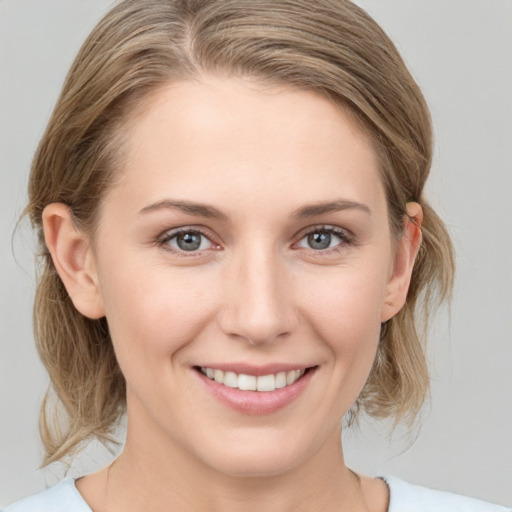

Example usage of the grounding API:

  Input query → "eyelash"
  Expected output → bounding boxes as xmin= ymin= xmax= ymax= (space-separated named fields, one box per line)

xmin=156 ymin=225 xmax=354 ymax=256
xmin=156 ymin=227 xmax=219 ymax=256
xmin=294 ymin=225 xmax=354 ymax=255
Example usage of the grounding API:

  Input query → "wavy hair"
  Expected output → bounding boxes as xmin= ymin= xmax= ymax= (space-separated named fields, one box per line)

xmin=25 ymin=0 xmax=454 ymax=465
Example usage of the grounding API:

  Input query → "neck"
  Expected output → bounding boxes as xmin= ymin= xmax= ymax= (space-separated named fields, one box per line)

xmin=100 ymin=424 xmax=368 ymax=512
xmin=77 ymin=394 xmax=385 ymax=512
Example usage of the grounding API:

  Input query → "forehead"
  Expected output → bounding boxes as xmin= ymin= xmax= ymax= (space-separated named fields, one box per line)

xmin=108 ymin=77 xmax=385 ymax=217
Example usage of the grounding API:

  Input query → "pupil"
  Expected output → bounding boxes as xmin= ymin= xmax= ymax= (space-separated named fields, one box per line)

xmin=308 ymin=232 xmax=331 ymax=250
xmin=177 ymin=232 xmax=201 ymax=251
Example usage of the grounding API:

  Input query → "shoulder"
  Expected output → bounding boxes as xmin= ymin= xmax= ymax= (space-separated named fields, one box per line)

xmin=1 ymin=478 xmax=91 ymax=512
xmin=384 ymin=476 xmax=511 ymax=512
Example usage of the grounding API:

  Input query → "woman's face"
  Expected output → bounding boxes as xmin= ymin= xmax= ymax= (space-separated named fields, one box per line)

xmin=83 ymin=78 xmax=414 ymax=476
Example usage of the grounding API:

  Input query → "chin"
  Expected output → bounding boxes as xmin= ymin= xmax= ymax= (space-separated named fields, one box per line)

xmin=192 ymin=428 xmax=321 ymax=479
xmin=208 ymin=450 xmax=302 ymax=479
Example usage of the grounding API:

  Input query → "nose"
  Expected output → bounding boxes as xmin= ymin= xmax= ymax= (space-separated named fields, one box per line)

xmin=218 ymin=245 xmax=298 ymax=345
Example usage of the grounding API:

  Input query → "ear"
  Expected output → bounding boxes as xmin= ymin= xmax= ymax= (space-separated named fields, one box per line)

xmin=381 ymin=202 xmax=423 ymax=322
xmin=42 ymin=203 xmax=105 ymax=319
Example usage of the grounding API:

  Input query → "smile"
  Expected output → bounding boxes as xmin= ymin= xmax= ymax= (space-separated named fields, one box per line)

xmin=199 ymin=367 xmax=306 ymax=392
xmin=194 ymin=365 xmax=317 ymax=415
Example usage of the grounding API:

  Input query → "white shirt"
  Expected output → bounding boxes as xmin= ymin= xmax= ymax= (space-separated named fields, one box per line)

xmin=2 ymin=475 xmax=510 ymax=511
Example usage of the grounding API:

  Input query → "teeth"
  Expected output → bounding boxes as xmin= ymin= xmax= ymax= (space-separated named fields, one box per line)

xmin=214 ymin=369 xmax=224 ymax=383
xmin=238 ymin=373 xmax=257 ymax=391
xmin=257 ymin=374 xmax=275 ymax=392
xmin=287 ymin=370 xmax=301 ymax=385
xmin=200 ymin=367 xmax=306 ymax=392
xmin=223 ymin=371 xmax=238 ymax=388
xmin=275 ymin=371 xmax=287 ymax=389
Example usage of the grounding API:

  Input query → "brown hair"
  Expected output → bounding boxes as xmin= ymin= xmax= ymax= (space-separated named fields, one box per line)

xmin=26 ymin=0 xmax=454 ymax=465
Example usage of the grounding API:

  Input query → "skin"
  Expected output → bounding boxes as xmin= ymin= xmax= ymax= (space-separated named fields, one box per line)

xmin=43 ymin=78 xmax=422 ymax=512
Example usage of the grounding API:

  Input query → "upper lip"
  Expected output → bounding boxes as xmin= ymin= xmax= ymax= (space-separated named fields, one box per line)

xmin=194 ymin=363 xmax=316 ymax=376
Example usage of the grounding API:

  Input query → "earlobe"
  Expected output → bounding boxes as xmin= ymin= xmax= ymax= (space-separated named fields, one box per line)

xmin=42 ymin=203 xmax=105 ymax=319
xmin=381 ymin=202 xmax=423 ymax=322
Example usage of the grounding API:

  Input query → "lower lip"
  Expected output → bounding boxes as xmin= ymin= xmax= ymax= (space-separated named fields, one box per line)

xmin=195 ymin=368 xmax=317 ymax=415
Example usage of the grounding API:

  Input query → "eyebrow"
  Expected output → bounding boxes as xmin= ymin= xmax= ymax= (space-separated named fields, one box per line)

xmin=139 ymin=199 xmax=229 ymax=221
xmin=292 ymin=199 xmax=371 ymax=218
xmin=139 ymin=198 xmax=371 ymax=221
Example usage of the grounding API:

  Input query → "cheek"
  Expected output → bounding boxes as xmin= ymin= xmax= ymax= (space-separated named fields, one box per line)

xmin=297 ymin=261 xmax=388 ymax=356
xmin=97 ymin=258 xmax=220 ymax=363
xmin=304 ymin=266 xmax=388 ymax=409
xmin=290 ymin=262 xmax=389 ymax=418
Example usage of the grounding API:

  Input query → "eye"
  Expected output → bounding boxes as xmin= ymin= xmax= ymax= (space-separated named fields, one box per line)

xmin=295 ymin=226 xmax=352 ymax=252
xmin=159 ymin=228 xmax=217 ymax=253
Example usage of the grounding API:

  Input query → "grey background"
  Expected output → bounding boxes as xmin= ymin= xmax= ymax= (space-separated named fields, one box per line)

xmin=1 ymin=0 xmax=511 ymax=507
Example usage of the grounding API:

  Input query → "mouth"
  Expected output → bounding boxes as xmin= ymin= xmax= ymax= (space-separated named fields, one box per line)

xmin=197 ymin=366 xmax=311 ymax=392
xmin=193 ymin=365 xmax=318 ymax=415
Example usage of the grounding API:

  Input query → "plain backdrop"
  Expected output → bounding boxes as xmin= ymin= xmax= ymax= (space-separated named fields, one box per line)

xmin=1 ymin=0 xmax=511 ymax=508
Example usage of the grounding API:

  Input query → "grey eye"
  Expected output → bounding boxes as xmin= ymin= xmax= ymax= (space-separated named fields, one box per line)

xmin=307 ymin=232 xmax=333 ymax=250
xmin=167 ymin=231 xmax=213 ymax=252
xmin=296 ymin=228 xmax=346 ymax=251
xmin=176 ymin=232 xmax=202 ymax=251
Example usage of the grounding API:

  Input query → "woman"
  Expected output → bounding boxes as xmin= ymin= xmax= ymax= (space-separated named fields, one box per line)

xmin=2 ymin=1 xmax=510 ymax=511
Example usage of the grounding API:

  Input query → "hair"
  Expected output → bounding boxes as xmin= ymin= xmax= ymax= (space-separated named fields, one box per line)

xmin=26 ymin=0 xmax=454 ymax=466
